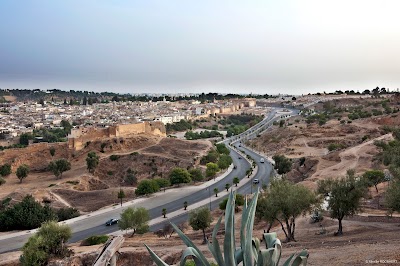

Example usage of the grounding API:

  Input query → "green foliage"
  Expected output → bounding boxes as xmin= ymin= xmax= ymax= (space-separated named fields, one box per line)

xmin=48 ymin=159 xmax=71 ymax=179
xmin=135 ymin=179 xmax=160 ymax=195
xmin=154 ymin=178 xmax=171 ymax=188
xmin=169 ymin=168 xmax=191 ymax=186
xmin=218 ymin=154 xmax=233 ymax=170
xmin=219 ymin=194 xmax=245 ymax=211
xmin=0 ymin=163 xmax=11 ymax=177
xmin=213 ymin=187 xmax=219 ymax=197
xmin=327 ymin=143 xmax=346 ymax=151
xmin=272 ymin=154 xmax=292 ymax=175
xmin=19 ymin=133 xmax=33 ymax=146
xmin=185 ymin=130 xmax=222 ymax=140
xmin=385 ymin=180 xmax=400 ymax=214
xmin=362 ymin=170 xmax=385 ymax=193
xmin=110 ymin=154 xmax=120 ymax=161
xmin=166 ymin=119 xmax=194 ymax=133
xmin=16 ymin=164 xmax=30 ymax=183
xmin=0 ymin=177 xmax=5 ymax=186
xmin=81 ymin=235 xmax=109 ymax=246
xmin=189 ymin=168 xmax=204 ymax=182
xmin=49 ymin=147 xmax=56 ymax=157
xmin=0 ymin=195 xmax=58 ymax=231
xmin=317 ymin=170 xmax=367 ymax=235
xmin=233 ymin=176 xmax=240 ymax=186
xmin=206 ymin=162 xmax=220 ymax=179
xmin=20 ymin=221 xmax=72 ymax=266
xmin=124 ymin=169 xmax=137 ymax=185
xmin=162 ymin=208 xmax=167 ymax=218
xmin=189 ymin=207 xmax=212 ymax=243
xmin=256 ymin=179 xmax=317 ymax=241
xmin=216 ymin=143 xmax=230 ymax=155
xmin=201 ymin=150 xmax=220 ymax=164
xmin=86 ymin=151 xmax=99 ymax=174
xmin=118 ymin=207 xmax=150 ymax=236
xmin=223 ymin=114 xmax=263 ymax=137
xmin=225 ymin=183 xmax=231 ymax=191
xmin=146 ymin=191 xmax=309 ymax=266
xmin=56 ymin=207 xmax=80 ymax=221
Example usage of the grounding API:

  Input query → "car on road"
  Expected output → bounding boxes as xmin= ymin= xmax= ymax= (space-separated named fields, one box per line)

xmin=238 ymin=156 xmax=242 ymax=159
xmin=105 ymin=218 xmax=119 ymax=226
xmin=253 ymin=179 xmax=259 ymax=184
xmin=260 ymin=158 xmax=265 ymax=163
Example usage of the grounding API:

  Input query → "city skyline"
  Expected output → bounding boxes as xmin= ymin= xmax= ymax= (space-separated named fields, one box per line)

xmin=1 ymin=1 xmax=400 ymax=94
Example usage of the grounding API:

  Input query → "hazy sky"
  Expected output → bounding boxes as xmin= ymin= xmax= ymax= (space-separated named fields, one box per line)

xmin=1 ymin=0 xmax=400 ymax=95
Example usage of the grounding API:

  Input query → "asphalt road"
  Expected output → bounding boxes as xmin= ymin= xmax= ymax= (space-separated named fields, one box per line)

xmin=0 ymin=108 xmax=295 ymax=253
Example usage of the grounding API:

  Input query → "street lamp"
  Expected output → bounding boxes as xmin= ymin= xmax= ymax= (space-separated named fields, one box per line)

xmin=206 ymin=187 xmax=211 ymax=211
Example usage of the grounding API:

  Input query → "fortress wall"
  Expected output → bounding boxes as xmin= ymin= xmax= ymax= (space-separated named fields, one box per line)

xmin=116 ymin=123 xmax=146 ymax=136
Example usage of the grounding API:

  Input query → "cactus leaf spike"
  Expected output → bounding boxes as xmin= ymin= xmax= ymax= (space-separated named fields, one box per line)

xmin=224 ymin=191 xmax=236 ymax=266
xmin=282 ymin=253 xmax=296 ymax=266
xmin=171 ymin=223 xmax=210 ymax=266
xmin=179 ymin=247 xmax=209 ymax=266
xmin=144 ymin=244 xmax=170 ymax=266
xmin=243 ymin=189 xmax=260 ymax=265
xmin=290 ymin=250 xmax=308 ymax=266
xmin=207 ymin=216 xmax=225 ymax=266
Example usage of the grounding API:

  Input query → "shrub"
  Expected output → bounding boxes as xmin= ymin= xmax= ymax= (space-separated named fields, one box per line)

xmin=66 ymin=180 xmax=79 ymax=185
xmin=0 ymin=164 xmax=11 ymax=177
xmin=81 ymin=235 xmax=109 ymax=246
xmin=154 ymin=178 xmax=170 ymax=188
xmin=107 ymin=171 xmax=113 ymax=176
xmin=110 ymin=154 xmax=120 ymax=161
xmin=135 ymin=180 xmax=160 ymax=196
xmin=56 ymin=207 xmax=80 ymax=221
xmin=0 ymin=177 xmax=5 ymax=186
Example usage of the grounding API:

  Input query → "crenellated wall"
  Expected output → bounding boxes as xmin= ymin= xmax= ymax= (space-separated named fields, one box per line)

xmin=68 ymin=121 xmax=166 ymax=151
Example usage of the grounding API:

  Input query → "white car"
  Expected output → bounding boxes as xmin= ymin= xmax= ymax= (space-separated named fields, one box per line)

xmin=260 ymin=158 xmax=265 ymax=163
xmin=253 ymin=179 xmax=259 ymax=184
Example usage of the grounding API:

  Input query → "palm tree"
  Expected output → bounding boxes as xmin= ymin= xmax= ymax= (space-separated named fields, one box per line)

xmin=233 ymin=176 xmax=240 ymax=187
xmin=162 ymin=208 xmax=167 ymax=218
xmin=183 ymin=201 xmax=188 ymax=210
xmin=214 ymin=188 xmax=219 ymax=197
xmin=225 ymin=183 xmax=230 ymax=192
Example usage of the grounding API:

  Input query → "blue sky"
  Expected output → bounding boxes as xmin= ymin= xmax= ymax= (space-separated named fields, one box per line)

xmin=1 ymin=1 xmax=400 ymax=94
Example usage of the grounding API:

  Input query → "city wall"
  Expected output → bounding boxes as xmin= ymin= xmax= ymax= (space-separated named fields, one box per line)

xmin=68 ymin=121 xmax=166 ymax=151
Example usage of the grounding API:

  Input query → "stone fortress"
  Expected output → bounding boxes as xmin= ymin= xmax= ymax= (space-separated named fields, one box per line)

xmin=68 ymin=121 xmax=166 ymax=151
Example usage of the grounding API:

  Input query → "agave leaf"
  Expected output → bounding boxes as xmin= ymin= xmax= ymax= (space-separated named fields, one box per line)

xmin=207 ymin=216 xmax=225 ymax=266
xmin=257 ymin=248 xmax=275 ymax=266
xmin=282 ymin=252 xmax=296 ymax=266
xmin=171 ymin=223 xmax=210 ymax=266
xmin=179 ymin=247 xmax=207 ymax=266
xmin=263 ymin=233 xmax=282 ymax=265
xmin=224 ymin=191 xmax=236 ymax=266
xmin=251 ymin=237 xmax=261 ymax=264
xmin=243 ymin=190 xmax=260 ymax=265
xmin=234 ymin=248 xmax=243 ymax=265
xmin=290 ymin=250 xmax=308 ymax=266
xmin=144 ymin=244 xmax=170 ymax=266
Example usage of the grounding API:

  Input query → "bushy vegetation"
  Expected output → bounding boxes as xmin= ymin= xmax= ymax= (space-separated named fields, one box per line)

xmin=184 ymin=130 xmax=222 ymax=140
xmin=110 ymin=154 xmax=120 ymax=161
xmin=327 ymin=143 xmax=346 ymax=151
xmin=20 ymin=221 xmax=72 ymax=266
xmin=118 ymin=207 xmax=150 ymax=236
xmin=272 ymin=154 xmax=292 ymax=175
xmin=166 ymin=119 xmax=194 ymax=133
xmin=0 ymin=163 xmax=11 ymax=177
xmin=81 ymin=235 xmax=109 ymax=246
xmin=169 ymin=168 xmax=191 ymax=186
xmin=220 ymin=114 xmax=263 ymax=137
xmin=0 ymin=195 xmax=81 ymax=231
xmin=135 ymin=179 xmax=160 ymax=195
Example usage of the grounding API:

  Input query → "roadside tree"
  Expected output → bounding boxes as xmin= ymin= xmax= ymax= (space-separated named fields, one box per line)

xmin=189 ymin=207 xmax=212 ymax=244
xmin=189 ymin=168 xmax=204 ymax=183
xmin=169 ymin=168 xmax=191 ymax=186
xmin=118 ymin=207 xmax=150 ymax=236
xmin=135 ymin=180 xmax=160 ymax=196
xmin=233 ymin=176 xmax=240 ymax=187
xmin=206 ymin=162 xmax=219 ymax=180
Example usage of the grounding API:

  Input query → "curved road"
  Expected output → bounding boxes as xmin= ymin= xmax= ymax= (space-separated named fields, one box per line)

xmin=0 ymin=108 xmax=296 ymax=254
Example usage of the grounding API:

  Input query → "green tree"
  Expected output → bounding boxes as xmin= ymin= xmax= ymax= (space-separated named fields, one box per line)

xmin=135 ymin=179 xmax=160 ymax=196
xmin=213 ymin=187 xmax=219 ymax=197
xmin=233 ymin=176 xmax=240 ymax=187
xmin=16 ymin=164 xmax=29 ymax=183
xmin=216 ymin=143 xmax=230 ymax=155
xmin=206 ymin=162 xmax=220 ymax=180
xmin=272 ymin=154 xmax=292 ymax=175
xmin=117 ymin=188 xmax=125 ymax=207
xmin=118 ymin=207 xmax=150 ymax=236
xmin=19 ymin=133 xmax=32 ymax=146
xmin=60 ymin=120 xmax=73 ymax=135
xmin=48 ymin=159 xmax=71 ymax=179
xmin=49 ymin=147 xmax=56 ymax=157
xmin=385 ymin=180 xmax=400 ymax=215
xmin=154 ymin=178 xmax=171 ymax=190
xmin=86 ymin=151 xmax=99 ymax=174
xmin=20 ymin=221 xmax=72 ymax=266
xmin=0 ymin=164 xmax=11 ymax=177
xmin=169 ymin=168 xmax=191 ymax=186
xmin=189 ymin=207 xmax=212 ymax=244
xmin=189 ymin=168 xmax=204 ymax=183
xmin=162 ymin=208 xmax=167 ymax=218
xmin=225 ymin=183 xmax=231 ymax=191
xmin=256 ymin=179 xmax=317 ymax=241
xmin=184 ymin=201 xmax=188 ymax=210
xmin=362 ymin=170 xmax=385 ymax=193
xmin=317 ymin=170 xmax=367 ymax=236
xmin=218 ymin=154 xmax=233 ymax=169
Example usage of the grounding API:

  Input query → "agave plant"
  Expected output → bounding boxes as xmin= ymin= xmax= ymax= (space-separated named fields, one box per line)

xmin=145 ymin=190 xmax=308 ymax=266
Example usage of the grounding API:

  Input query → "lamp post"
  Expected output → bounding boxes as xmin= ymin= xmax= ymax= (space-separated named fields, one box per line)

xmin=206 ymin=187 xmax=211 ymax=211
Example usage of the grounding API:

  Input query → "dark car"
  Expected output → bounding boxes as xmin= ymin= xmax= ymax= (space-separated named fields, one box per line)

xmin=105 ymin=218 xmax=119 ymax=226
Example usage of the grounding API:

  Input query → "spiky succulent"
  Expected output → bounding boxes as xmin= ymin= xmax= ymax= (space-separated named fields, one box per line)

xmin=145 ymin=190 xmax=308 ymax=266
